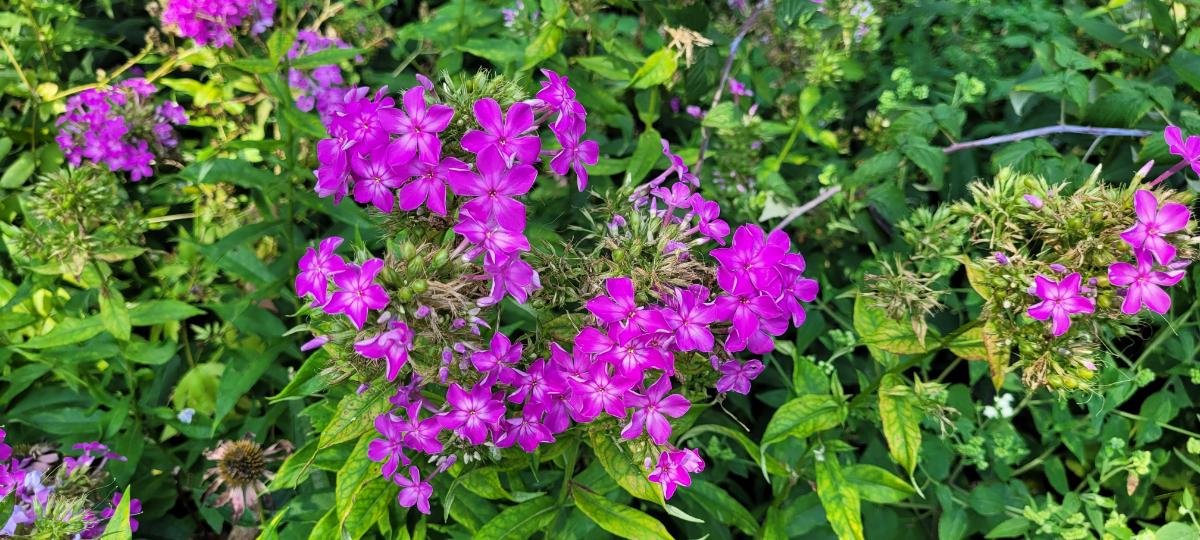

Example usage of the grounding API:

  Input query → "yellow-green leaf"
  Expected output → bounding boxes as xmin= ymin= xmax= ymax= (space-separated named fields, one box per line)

xmin=844 ymin=464 xmax=916 ymax=504
xmin=815 ymin=457 xmax=864 ymax=540
xmin=947 ymin=324 xmax=986 ymax=360
xmin=629 ymin=48 xmax=678 ymax=89
xmin=474 ymin=496 xmax=557 ymax=540
xmin=761 ymin=394 xmax=846 ymax=446
xmin=99 ymin=486 xmax=133 ymax=540
xmin=320 ymin=385 xmax=391 ymax=449
xmin=982 ymin=321 xmax=1010 ymax=390
xmin=589 ymin=431 xmax=663 ymax=505
xmin=878 ymin=374 xmax=923 ymax=478
xmin=853 ymin=293 xmax=934 ymax=355
xmin=572 ymin=486 xmax=673 ymax=540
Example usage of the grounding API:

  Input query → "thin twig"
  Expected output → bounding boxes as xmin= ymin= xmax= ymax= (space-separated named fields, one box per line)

xmin=693 ymin=0 xmax=769 ymax=175
xmin=942 ymin=125 xmax=1152 ymax=154
xmin=0 ymin=37 xmax=34 ymax=97
xmin=771 ymin=185 xmax=842 ymax=232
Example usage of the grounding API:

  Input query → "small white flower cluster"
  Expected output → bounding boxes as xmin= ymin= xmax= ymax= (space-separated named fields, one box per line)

xmin=982 ymin=393 xmax=1016 ymax=419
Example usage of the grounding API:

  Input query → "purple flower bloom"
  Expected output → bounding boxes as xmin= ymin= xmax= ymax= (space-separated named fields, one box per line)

xmin=1026 ymin=272 xmax=1095 ymax=336
xmin=1023 ymin=194 xmax=1044 ymax=209
xmin=392 ymin=86 xmax=455 ymax=159
xmin=439 ymin=383 xmax=505 ymax=444
xmin=776 ymin=254 xmax=819 ymax=327
xmin=549 ymin=115 xmax=599 ymax=191
xmin=355 ymin=321 xmax=415 ymax=382
xmin=160 ymin=0 xmax=275 ymax=47
xmin=648 ymin=449 xmax=704 ymax=500
xmin=56 ymin=80 xmax=184 ymax=181
xmin=300 ymin=335 xmax=329 ymax=351
xmin=728 ymin=78 xmax=753 ymax=97
xmin=994 ymin=252 xmax=1010 ymax=265
xmin=620 ymin=375 xmax=691 ymax=444
xmin=324 ymin=258 xmax=389 ymax=329
xmin=480 ymin=252 xmax=541 ymax=306
xmin=691 ymin=195 xmax=730 ymax=244
xmin=716 ymin=359 xmax=764 ymax=394
xmin=1164 ymin=125 xmax=1200 ymax=175
xmin=496 ymin=414 xmax=555 ymax=452
xmin=1108 ymin=249 xmax=1185 ymax=315
xmin=662 ymin=285 xmax=718 ymax=352
xmin=369 ymin=413 xmax=409 ymax=477
xmin=394 ymin=466 xmax=433 ymax=514
xmin=398 ymin=142 xmax=468 ymax=216
xmin=568 ymin=362 xmax=638 ymax=422
xmin=710 ymin=224 xmax=790 ymax=288
xmin=535 ymin=69 xmax=585 ymax=118
xmin=462 ymin=98 xmax=541 ymax=164
xmin=471 ymin=332 xmax=523 ymax=383
xmin=296 ymin=236 xmax=346 ymax=307
xmin=714 ymin=272 xmax=784 ymax=351
xmin=1120 ymin=190 xmax=1191 ymax=264
xmin=449 ymin=147 xmax=537 ymax=231
xmin=453 ymin=206 xmax=532 ymax=255
xmin=99 ymin=493 xmax=142 ymax=533
xmin=586 ymin=277 xmax=642 ymax=327
xmin=350 ymin=141 xmax=411 ymax=213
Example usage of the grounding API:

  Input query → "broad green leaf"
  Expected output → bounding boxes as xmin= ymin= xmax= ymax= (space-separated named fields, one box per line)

xmin=458 ymin=39 xmax=525 ymax=67
xmin=572 ymin=487 xmax=673 ymax=540
xmin=129 ymin=300 xmax=204 ymax=326
xmin=459 ymin=467 xmax=513 ymax=501
xmin=319 ymin=385 xmax=392 ymax=449
xmin=676 ymin=424 xmax=788 ymax=476
xmin=946 ymin=324 xmax=986 ymax=360
xmin=958 ymin=256 xmax=992 ymax=300
xmin=843 ymin=464 xmax=916 ymax=504
xmin=100 ymin=486 xmax=133 ymax=540
xmin=172 ymin=362 xmax=223 ymax=416
xmin=626 ymin=128 xmax=662 ymax=184
xmin=268 ymin=29 xmax=297 ymax=64
xmin=336 ymin=436 xmax=399 ymax=539
xmin=589 ymin=432 xmax=663 ymax=504
xmin=522 ymin=23 xmax=563 ymax=69
xmin=981 ymin=321 xmax=1010 ymax=390
xmin=701 ymin=102 xmax=739 ymax=130
xmin=308 ymin=507 xmax=339 ymax=539
xmin=0 ymin=152 xmax=35 ymax=188
xmin=629 ymin=48 xmax=678 ymax=89
xmin=16 ymin=316 xmax=104 ymax=349
xmin=815 ymin=457 xmax=863 ymax=540
xmin=575 ymin=56 xmax=633 ymax=81
xmin=1154 ymin=522 xmax=1200 ymax=540
xmin=99 ymin=286 xmax=130 ymax=341
xmin=269 ymin=439 xmax=318 ymax=491
xmin=853 ymin=293 xmax=931 ymax=355
xmin=878 ymin=374 xmax=922 ymax=478
xmin=678 ymin=480 xmax=758 ymax=535
xmin=761 ymin=394 xmax=846 ymax=446
xmin=901 ymin=142 xmax=947 ymax=190
xmin=213 ymin=348 xmax=273 ymax=431
xmin=270 ymin=348 xmax=331 ymax=402
xmin=474 ymin=496 xmax=557 ymax=540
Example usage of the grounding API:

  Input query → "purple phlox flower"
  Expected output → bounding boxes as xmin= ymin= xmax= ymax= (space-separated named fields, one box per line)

xmin=462 ymin=98 xmax=542 ymax=164
xmin=495 ymin=414 xmax=555 ymax=452
xmin=1120 ymin=189 xmax=1191 ymax=265
xmin=602 ymin=323 xmax=674 ymax=376
xmin=393 ymin=86 xmax=455 ymax=159
xmin=994 ymin=252 xmax=1010 ymax=265
xmin=1026 ymin=272 xmax=1095 ymax=336
xmin=1164 ymin=125 xmax=1200 ymax=175
xmin=355 ymin=321 xmax=415 ymax=382
xmin=652 ymin=182 xmax=693 ymax=212
xmin=314 ymin=136 xmax=353 ymax=203
xmin=551 ymin=341 xmax=592 ymax=382
xmin=728 ymin=78 xmax=753 ymax=97
xmin=415 ymin=73 xmax=434 ymax=92
xmin=663 ymin=285 xmax=718 ymax=352
xmin=160 ymin=0 xmax=276 ymax=47
xmin=394 ymin=466 xmax=434 ymax=514
xmin=398 ymin=402 xmax=444 ymax=455
xmin=448 ymin=146 xmax=537 ymax=230
xmin=659 ymin=139 xmax=699 ymax=186
xmin=439 ymin=383 xmax=505 ymax=444
xmin=714 ymin=272 xmax=784 ymax=346
xmin=776 ymin=253 xmax=819 ymax=327
xmin=0 ymin=428 xmax=10 ymax=463
xmin=648 ymin=449 xmax=704 ymax=500
xmin=691 ymin=194 xmax=730 ymax=244
xmin=567 ymin=362 xmax=638 ymax=422
xmin=710 ymin=224 xmax=790 ymax=289
xmin=620 ymin=375 xmax=691 ymax=444
xmin=471 ymin=332 xmax=524 ymax=384
xmin=1108 ymin=249 xmax=1186 ymax=315
xmin=350 ymin=140 xmax=412 ymax=213
xmin=1049 ymin=263 xmax=1067 ymax=274
xmin=685 ymin=105 xmax=705 ymax=119
xmin=369 ymin=412 xmax=410 ymax=477
xmin=716 ymin=359 xmax=764 ymax=394
xmin=324 ymin=258 xmax=390 ymax=329
xmin=549 ymin=114 xmax=599 ymax=191
xmin=330 ymin=86 xmax=401 ymax=154
xmin=398 ymin=141 xmax=468 ymax=216
xmin=585 ymin=277 xmax=648 ymax=328
xmin=480 ymin=251 xmax=541 ymax=306
xmin=453 ymin=206 xmax=532 ymax=255
xmin=100 ymin=493 xmax=142 ymax=533
xmin=535 ymin=69 xmax=586 ymax=118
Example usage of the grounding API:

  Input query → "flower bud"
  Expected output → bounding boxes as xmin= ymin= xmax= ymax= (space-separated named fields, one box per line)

xmin=1133 ymin=160 xmax=1155 ymax=183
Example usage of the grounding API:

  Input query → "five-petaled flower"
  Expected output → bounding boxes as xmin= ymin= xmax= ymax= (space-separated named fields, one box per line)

xmin=393 ymin=466 xmax=434 ymax=514
xmin=324 ymin=258 xmax=389 ymax=329
xmin=1120 ymin=190 xmax=1191 ymax=265
xmin=1108 ymin=249 xmax=1185 ymax=315
xmin=462 ymin=98 xmax=542 ymax=164
xmin=1026 ymin=272 xmax=1095 ymax=336
xmin=295 ymin=236 xmax=346 ymax=307
xmin=620 ymin=375 xmax=691 ymax=444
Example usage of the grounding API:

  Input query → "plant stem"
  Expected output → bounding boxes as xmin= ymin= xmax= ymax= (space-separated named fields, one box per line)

xmin=1113 ymin=410 xmax=1200 ymax=439
xmin=1146 ymin=160 xmax=1189 ymax=188
xmin=770 ymin=186 xmax=842 ymax=232
xmin=941 ymin=125 xmax=1152 ymax=154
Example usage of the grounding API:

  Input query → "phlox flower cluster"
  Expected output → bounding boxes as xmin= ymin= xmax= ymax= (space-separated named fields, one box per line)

xmin=0 ymin=431 xmax=139 ymax=536
xmin=55 ymin=79 xmax=187 ymax=181
xmin=287 ymin=31 xmax=355 ymax=121
xmin=159 ymin=0 xmax=275 ymax=47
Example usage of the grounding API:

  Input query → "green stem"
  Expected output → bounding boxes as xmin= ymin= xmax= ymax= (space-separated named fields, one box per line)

xmin=1114 ymin=410 xmax=1200 ymax=439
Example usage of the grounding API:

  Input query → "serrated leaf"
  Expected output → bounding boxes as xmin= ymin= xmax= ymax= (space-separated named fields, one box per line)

xmin=761 ymin=394 xmax=846 ymax=446
xmin=629 ymin=48 xmax=677 ymax=89
xmin=572 ymin=486 xmax=673 ymax=540
xmin=901 ymin=142 xmax=946 ymax=190
xmin=588 ymin=432 xmax=663 ymax=505
xmin=474 ymin=496 xmax=557 ymax=540
xmin=815 ymin=457 xmax=863 ymax=540
xmin=878 ymin=374 xmax=922 ymax=478
xmin=268 ymin=29 xmax=297 ymax=64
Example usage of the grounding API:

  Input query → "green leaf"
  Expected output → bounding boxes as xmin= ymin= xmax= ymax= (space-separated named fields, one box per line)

xmin=128 ymin=300 xmax=204 ymax=326
xmin=853 ymin=293 xmax=931 ymax=355
xmin=1155 ymin=522 xmax=1200 ymax=540
xmin=985 ymin=517 xmax=1030 ymax=538
xmin=701 ymin=102 xmax=739 ymax=130
xmin=626 ymin=128 xmax=662 ymax=184
xmin=319 ymin=384 xmax=392 ymax=449
xmin=946 ymin=325 xmax=986 ymax=360
xmin=99 ymin=286 xmax=131 ymax=341
xmin=474 ymin=496 xmax=557 ymax=540
xmin=589 ymin=431 xmax=663 ymax=505
xmin=522 ymin=23 xmax=563 ymax=69
xmin=815 ymin=457 xmax=863 ymax=540
xmin=678 ymin=480 xmax=759 ymax=535
xmin=16 ymin=317 xmax=105 ymax=349
xmin=213 ymin=348 xmax=273 ymax=430
xmin=100 ymin=486 xmax=133 ymax=540
xmin=269 ymin=439 xmax=319 ymax=491
xmin=629 ymin=48 xmax=677 ymax=89
xmin=269 ymin=348 xmax=330 ymax=402
xmin=268 ymin=29 xmax=297 ymax=64
xmin=290 ymin=48 xmax=363 ymax=69
xmin=575 ymin=56 xmax=633 ymax=81
xmin=843 ymin=464 xmax=916 ymax=504
xmin=337 ymin=435 xmax=400 ymax=539
xmin=878 ymin=374 xmax=922 ymax=478
xmin=459 ymin=467 xmax=513 ymax=501
xmin=676 ymin=424 xmax=788 ymax=477
xmin=0 ymin=152 xmax=35 ymax=188
xmin=572 ymin=486 xmax=673 ymax=540
xmin=901 ymin=142 xmax=946 ymax=190
xmin=1169 ymin=51 xmax=1200 ymax=93
xmin=981 ymin=321 xmax=1010 ymax=390
xmin=458 ymin=39 xmax=525 ymax=67
xmin=761 ymin=394 xmax=846 ymax=446
xmin=228 ymin=57 xmax=276 ymax=74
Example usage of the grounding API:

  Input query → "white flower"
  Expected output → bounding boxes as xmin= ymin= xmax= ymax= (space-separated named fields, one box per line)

xmin=177 ymin=408 xmax=196 ymax=424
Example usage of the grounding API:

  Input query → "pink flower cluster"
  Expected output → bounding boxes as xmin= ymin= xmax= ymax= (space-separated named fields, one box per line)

xmin=287 ymin=31 xmax=354 ymax=121
xmin=295 ymin=236 xmax=389 ymax=329
xmin=160 ymin=0 xmax=275 ymax=48
xmin=0 ymin=432 xmax=137 ymax=536
xmin=1109 ymin=190 xmax=1190 ymax=316
xmin=55 ymin=79 xmax=187 ymax=181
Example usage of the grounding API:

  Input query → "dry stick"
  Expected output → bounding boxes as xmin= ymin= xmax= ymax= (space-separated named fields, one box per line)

xmin=693 ymin=0 xmax=769 ymax=176
xmin=942 ymin=124 xmax=1152 ymax=154
xmin=772 ymin=124 xmax=1154 ymax=231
